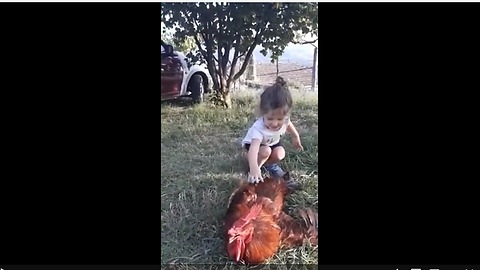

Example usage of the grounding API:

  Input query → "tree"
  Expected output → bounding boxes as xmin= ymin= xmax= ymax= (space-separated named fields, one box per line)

xmin=161 ymin=3 xmax=318 ymax=108
xmin=162 ymin=22 xmax=197 ymax=54
xmin=161 ymin=22 xmax=173 ymax=45
xmin=172 ymin=36 xmax=196 ymax=54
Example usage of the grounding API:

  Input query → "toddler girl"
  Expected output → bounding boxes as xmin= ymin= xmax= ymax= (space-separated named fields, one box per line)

xmin=241 ymin=77 xmax=303 ymax=183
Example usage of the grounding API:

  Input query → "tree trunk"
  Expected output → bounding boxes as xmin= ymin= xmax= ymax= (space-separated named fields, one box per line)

xmin=221 ymin=88 xmax=232 ymax=108
xmin=276 ymin=58 xmax=279 ymax=78
xmin=207 ymin=60 xmax=219 ymax=90
xmin=216 ymin=72 xmax=232 ymax=108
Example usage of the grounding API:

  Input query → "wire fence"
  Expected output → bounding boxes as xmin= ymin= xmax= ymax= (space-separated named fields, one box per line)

xmin=234 ymin=46 xmax=318 ymax=92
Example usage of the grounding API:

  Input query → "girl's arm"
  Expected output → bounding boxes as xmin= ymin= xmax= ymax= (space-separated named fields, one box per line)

xmin=286 ymin=119 xmax=303 ymax=151
xmin=286 ymin=119 xmax=300 ymax=140
xmin=247 ymin=139 xmax=263 ymax=182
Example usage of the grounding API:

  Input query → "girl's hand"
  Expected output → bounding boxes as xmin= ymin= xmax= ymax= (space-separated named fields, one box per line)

xmin=248 ymin=166 xmax=263 ymax=184
xmin=293 ymin=137 xmax=304 ymax=151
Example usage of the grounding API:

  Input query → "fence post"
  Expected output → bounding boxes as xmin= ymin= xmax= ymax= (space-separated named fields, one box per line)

xmin=246 ymin=54 xmax=257 ymax=81
xmin=311 ymin=45 xmax=318 ymax=91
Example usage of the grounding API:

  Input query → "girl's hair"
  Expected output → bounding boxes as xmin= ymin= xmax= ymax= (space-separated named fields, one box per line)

xmin=259 ymin=76 xmax=292 ymax=115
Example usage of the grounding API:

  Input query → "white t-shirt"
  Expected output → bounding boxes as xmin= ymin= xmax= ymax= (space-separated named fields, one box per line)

xmin=242 ymin=117 xmax=289 ymax=147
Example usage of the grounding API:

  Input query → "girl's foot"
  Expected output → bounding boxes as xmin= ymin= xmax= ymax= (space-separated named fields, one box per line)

xmin=263 ymin=163 xmax=285 ymax=179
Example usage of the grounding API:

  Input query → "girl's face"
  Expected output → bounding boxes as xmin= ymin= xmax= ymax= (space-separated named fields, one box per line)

xmin=263 ymin=108 xmax=288 ymax=131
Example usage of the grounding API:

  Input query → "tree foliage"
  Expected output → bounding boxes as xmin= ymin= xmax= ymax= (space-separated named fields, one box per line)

xmin=162 ymin=22 xmax=197 ymax=54
xmin=161 ymin=3 xmax=318 ymax=107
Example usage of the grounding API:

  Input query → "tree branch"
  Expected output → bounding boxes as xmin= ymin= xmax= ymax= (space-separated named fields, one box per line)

xmin=237 ymin=50 xmax=247 ymax=59
xmin=232 ymin=28 xmax=264 ymax=82
xmin=193 ymin=34 xmax=207 ymax=59
xmin=227 ymin=36 xmax=241 ymax=87
xmin=292 ymin=37 xmax=318 ymax=45
xmin=223 ymin=42 xmax=231 ymax=74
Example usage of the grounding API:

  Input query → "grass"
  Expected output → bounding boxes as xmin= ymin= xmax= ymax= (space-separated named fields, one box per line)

xmin=161 ymin=89 xmax=318 ymax=266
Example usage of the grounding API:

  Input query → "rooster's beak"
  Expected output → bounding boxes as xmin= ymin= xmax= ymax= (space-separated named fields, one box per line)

xmin=235 ymin=238 xmax=244 ymax=261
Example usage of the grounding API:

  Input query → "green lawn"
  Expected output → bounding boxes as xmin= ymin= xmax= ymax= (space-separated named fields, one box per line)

xmin=161 ymin=89 xmax=318 ymax=266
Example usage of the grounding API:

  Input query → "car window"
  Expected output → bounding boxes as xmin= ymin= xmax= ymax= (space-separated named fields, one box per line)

xmin=161 ymin=45 xmax=165 ymax=54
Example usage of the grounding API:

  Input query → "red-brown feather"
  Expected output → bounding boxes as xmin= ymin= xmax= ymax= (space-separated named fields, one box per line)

xmin=224 ymin=174 xmax=318 ymax=264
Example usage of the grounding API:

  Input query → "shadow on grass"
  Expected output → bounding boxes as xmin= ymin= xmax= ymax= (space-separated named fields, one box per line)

xmin=161 ymin=97 xmax=197 ymax=108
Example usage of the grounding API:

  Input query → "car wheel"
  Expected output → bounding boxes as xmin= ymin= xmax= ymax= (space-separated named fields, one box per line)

xmin=189 ymin=74 xmax=204 ymax=103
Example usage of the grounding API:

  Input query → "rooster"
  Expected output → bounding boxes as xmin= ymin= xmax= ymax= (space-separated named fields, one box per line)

xmin=224 ymin=173 xmax=318 ymax=264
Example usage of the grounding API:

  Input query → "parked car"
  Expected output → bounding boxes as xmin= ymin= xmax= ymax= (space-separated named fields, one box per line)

xmin=161 ymin=40 xmax=212 ymax=102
